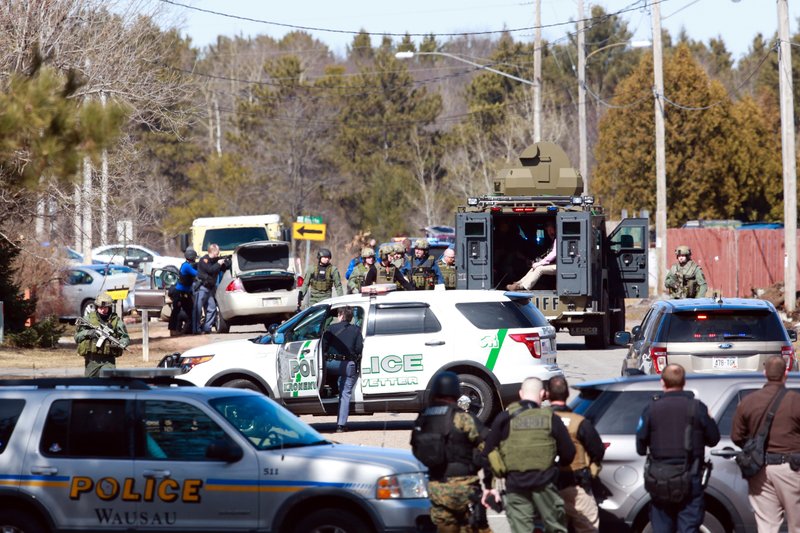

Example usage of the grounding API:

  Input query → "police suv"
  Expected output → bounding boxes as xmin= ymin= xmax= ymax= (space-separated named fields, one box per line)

xmin=0 ymin=370 xmax=431 ymax=532
xmin=176 ymin=286 xmax=561 ymax=422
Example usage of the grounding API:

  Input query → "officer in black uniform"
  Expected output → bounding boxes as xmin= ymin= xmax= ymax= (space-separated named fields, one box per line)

xmin=636 ymin=364 xmax=720 ymax=533
xmin=321 ymin=306 xmax=363 ymax=433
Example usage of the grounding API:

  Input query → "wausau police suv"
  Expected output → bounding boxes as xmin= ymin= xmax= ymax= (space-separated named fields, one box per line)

xmin=176 ymin=287 xmax=562 ymax=422
xmin=0 ymin=371 xmax=431 ymax=532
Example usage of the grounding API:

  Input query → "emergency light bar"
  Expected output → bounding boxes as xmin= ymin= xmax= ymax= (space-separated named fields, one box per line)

xmin=361 ymin=283 xmax=397 ymax=296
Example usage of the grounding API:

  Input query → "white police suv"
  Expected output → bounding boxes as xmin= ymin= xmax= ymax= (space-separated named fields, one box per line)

xmin=176 ymin=287 xmax=561 ymax=422
xmin=0 ymin=370 xmax=431 ymax=532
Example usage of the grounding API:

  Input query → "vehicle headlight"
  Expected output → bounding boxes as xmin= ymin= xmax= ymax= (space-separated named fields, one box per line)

xmin=376 ymin=473 xmax=428 ymax=499
xmin=180 ymin=355 xmax=214 ymax=372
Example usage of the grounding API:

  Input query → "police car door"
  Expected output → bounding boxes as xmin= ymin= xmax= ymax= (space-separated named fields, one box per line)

xmin=455 ymin=212 xmax=492 ymax=289
xmin=607 ymin=218 xmax=649 ymax=298
xmin=133 ymin=395 xmax=260 ymax=530
xmin=276 ymin=304 xmax=330 ymax=405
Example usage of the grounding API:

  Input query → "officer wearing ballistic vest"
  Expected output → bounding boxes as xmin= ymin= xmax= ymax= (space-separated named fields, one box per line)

xmin=438 ymin=248 xmax=457 ymax=289
xmin=410 ymin=371 xmax=492 ymax=533
xmin=482 ymin=377 xmax=575 ymax=533
xmin=407 ymin=238 xmax=445 ymax=290
xmin=368 ymin=245 xmax=414 ymax=290
xmin=636 ymin=364 xmax=720 ymax=533
xmin=299 ymin=248 xmax=343 ymax=307
xmin=548 ymin=376 xmax=605 ymax=533
xmin=665 ymin=245 xmax=707 ymax=299
xmin=75 ymin=293 xmax=131 ymax=377
xmin=347 ymin=247 xmax=376 ymax=294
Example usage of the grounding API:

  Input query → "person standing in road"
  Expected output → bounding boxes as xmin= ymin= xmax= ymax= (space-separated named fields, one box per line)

xmin=438 ymin=248 xmax=457 ymax=290
xmin=169 ymin=247 xmax=197 ymax=335
xmin=507 ymin=221 xmax=557 ymax=291
xmin=408 ymin=239 xmax=445 ymax=290
xmin=321 ymin=306 xmax=363 ymax=433
xmin=347 ymin=247 xmax=376 ymax=294
xmin=731 ymin=355 xmax=800 ymax=533
xmin=299 ymin=248 xmax=342 ymax=307
xmin=194 ymin=244 xmax=229 ymax=334
xmin=636 ymin=364 xmax=720 ymax=533
xmin=410 ymin=371 xmax=493 ymax=533
xmin=548 ymin=376 xmax=605 ymax=533
xmin=665 ymin=245 xmax=707 ymax=299
xmin=482 ymin=377 xmax=575 ymax=533
xmin=75 ymin=293 xmax=130 ymax=377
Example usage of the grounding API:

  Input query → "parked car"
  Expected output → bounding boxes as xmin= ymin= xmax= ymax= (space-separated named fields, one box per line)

xmin=83 ymin=263 xmax=150 ymax=289
xmin=59 ymin=266 xmax=135 ymax=319
xmin=215 ymin=240 xmax=300 ymax=333
xmin=615 ymin=297 xmax=798 ymax=375
xmin=571 ymin=372 xmax=800 ymax=533
xmin=175 ymin=287 xmax=561 ymax=423
xmin=91 ymin=244 xmax=183 ymax=274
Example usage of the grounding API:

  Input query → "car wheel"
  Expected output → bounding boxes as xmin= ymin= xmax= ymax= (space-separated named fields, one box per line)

xmin=216 ymin=312 xmax=230 ymax=334
xmin=0 ymin=509 xmax=47 ymax=533
xmin=292 ymin=509 xmax=372 ymax=533
xmin=458 ymin=374 xmax=496 ymax=423
xmin=641 ymin=511 xmax=724 ymax=533
xmin=80 ymin=299 xmax=95 ymax=318
xmin=221 ymin=378 xmax=263 ymax=394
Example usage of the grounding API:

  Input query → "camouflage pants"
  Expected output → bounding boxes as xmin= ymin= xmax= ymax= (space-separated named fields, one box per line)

xmin=307 ymin=289 xmax=332 ymax=306
xmin=429 ymin=478 xmax=492 ymax=533
xmin=84 ymin=356 xmax=116 ymax=377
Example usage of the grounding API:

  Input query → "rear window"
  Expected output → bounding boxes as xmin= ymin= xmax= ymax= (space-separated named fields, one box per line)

xmin=373 ymin=305 xmax=441 ymax=335
xmin=236 ymin=244 xmax=289 ymax=270
xmin=575 ymin=390 xmax=658 ymax=434
xmin=456 ymin=301 xmax=549 ymax=330
xmin=203 ymin=227 xmax=268 ymax=251
xmin=663 ymin=309 xmax=787 ymax=342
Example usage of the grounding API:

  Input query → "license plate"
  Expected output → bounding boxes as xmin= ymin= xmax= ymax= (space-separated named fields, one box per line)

xmin=262 ymin=298 xmax=282 ymax=307
xmin=572 ymin=327 xmax=598 ymax=335
xmin=712 ymin=357 xmax=738 ymax=369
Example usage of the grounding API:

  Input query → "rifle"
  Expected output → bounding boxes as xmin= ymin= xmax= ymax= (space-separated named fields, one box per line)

xmin=76 ymin=317 xmax=128 ymax=351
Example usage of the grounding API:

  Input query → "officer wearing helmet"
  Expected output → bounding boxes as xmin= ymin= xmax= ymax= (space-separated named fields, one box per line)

xmin=407 ymin=238 xmax=445 ymax=290
xmin=665 ymin=245 xmax=707 ymax=299
xmin=368 ymin=244 xmax=414 ymax=290
xmin=410 ymin=371 xmax=493 ymax=533
xmin=74 ymin=293 xmax=130 ymax=377
xmin=347 ymin=247 xmax=377 ymax=294
xmin=299 ymin=248 xmax=343 ymax=307
xmin=169 ymin=247 xmax=198 ymax=335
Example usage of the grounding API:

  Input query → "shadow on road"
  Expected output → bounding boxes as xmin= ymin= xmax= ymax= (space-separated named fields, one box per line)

xmin=310 ymin=419 xmax=415 ymax=433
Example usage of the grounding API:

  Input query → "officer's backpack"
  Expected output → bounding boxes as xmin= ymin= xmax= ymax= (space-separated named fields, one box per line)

xmin=409 ymin=405 xmax=453 ymax=469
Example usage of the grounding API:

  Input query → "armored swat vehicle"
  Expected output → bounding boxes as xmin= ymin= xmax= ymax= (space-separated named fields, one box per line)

xmin=455 ymin=142 xmax=649 ymax=348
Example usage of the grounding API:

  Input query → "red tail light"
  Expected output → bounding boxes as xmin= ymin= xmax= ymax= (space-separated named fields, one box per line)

xmin=225 ymin=278 xmax=244 ymax=293
xmin=297 ymin=275 xmax=304 ymax=288
xmin=650 ymin=346 xmax=667 ymax=373
xmin=509 ymin=332 xmax=541 ymax=359
xmin=781 ymin=345 xmax=795 ymax=371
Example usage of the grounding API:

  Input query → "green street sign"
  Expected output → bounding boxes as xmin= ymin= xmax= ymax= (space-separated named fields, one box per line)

xmin=296 ymin=216 xmax=323 ymax=224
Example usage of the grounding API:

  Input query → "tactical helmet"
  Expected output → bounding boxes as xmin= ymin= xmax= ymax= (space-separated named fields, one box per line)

xmin=361 ymin=247 xmax=375 ymax=258
xmin=414 ymin=238 xmax=430 ymax=250
xmin=675 ymin=245 xmax=692 ymax=256
xmin=317 ymin=248 xmax=332 ymax=259
xmin=184 ymin=247 xmax=197 ymax=261
xmin=95 ymin=293 xmax=114 ymax=308
xmin=392 ymin=243 xmax=405 ymax=255
xmin=430 ymin=371 xmax=461 ymax=399
xmin=378 ymin=245 xmax=392 ymax=258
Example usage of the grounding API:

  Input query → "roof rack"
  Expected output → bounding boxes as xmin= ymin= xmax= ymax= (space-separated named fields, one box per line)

xmin=0 ymin=369 xmax=195 ymax=390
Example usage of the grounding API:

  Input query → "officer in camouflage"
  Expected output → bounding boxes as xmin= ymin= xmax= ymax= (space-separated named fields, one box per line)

xmin=407 ymin=239 xmax=445 ymax=290
xmin=665 ymin=245 xmax=707 ymax=299
xmin=75 ymin=293 xmax=131 ymax=377
xmin=410 ymin=371 xmax=493 ymax=533
xmin=438 ymin=248 xmax=457 ymax=290
xmin=368 ymin=245 xmax=414 ymax=290
xmin=347 ymin=247 xmax=376 ymax=294
xmin=299 ymin=248 xmax=343 ymax=307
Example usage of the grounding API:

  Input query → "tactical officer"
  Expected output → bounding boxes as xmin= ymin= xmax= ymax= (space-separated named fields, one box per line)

xmin=321 ymin=306 xmax=363 ymax=432
xmin=636 ymin=364 xmax=720 ymax=533
xmin=408 ymin=239 xmax=445 ymax=290
xmin=194 ymin=243 xmax=229 ymax=334
xmin=548 ymin=376 xmax=605 ymax=533
xmin=367 ymin=245 xmax=414 ymax=290
xmin=169 ymin=247 xmax=198 ymax=335
xmin=482 ymin=377 xmax=575 ymax=533
xmin=75 ymin=293 xmax=130 ymax=377
xmin=299 ymin=248 xmax=343 ymax=307
xmin=438 ymin=248 xmax=457 ymax=290
xmin=393 ymin=242 xmax=408 ymax=272
xmin=665 ymin=246 xmax=707 ymax=299
xmin=347 ymin=247 xmax=376 ymax=294
xmin=731 ymin=355 xmax=800 ymax=532
xmin=410 ymin=371 xmax=492 ymax=533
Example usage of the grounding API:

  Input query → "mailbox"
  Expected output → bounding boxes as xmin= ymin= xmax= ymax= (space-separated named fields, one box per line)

xmin=134 ymin=289 xmax=166 ymax=311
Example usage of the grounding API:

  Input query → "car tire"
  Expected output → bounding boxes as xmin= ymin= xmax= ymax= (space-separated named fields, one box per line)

xmin=292 ymin=508 xmax=372 ymax=533
xmin=80 ymin=299 xmax=95 ymax=318
xmin=221 ymin=378 xmax=263 ymax=394
xmin=641 ymin=511 xmax=724 ymax=533
xmin=458 ymin=373 xmax=496 ymax=423
xmin=216 ymin=312 xmax=230 ymax=334
xmin=0 ymin=509 xmax=47 ymax=533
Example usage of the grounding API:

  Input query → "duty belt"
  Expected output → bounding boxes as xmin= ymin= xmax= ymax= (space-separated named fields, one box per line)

xmin=765 ymin=452 xmax=800 ymax=465
xmin=327 ymin=354 xmax=354 ymax=362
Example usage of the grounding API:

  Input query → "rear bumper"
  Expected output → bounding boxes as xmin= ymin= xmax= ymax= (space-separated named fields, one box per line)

xmin=218 ymin=290 xmax=298 ymax=321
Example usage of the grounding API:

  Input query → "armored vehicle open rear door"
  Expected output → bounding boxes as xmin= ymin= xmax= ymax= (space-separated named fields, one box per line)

xmin=556 ymin=212 xmax=592 ymax=297
xmin=607 ymin=218 xmax=649 ymax=298
xmin=456 ymin=212 xmax=493 ymax=290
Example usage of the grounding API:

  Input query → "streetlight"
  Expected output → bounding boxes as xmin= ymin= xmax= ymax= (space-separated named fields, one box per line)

xmin=395 ymin=50 xmax=535 ymax=86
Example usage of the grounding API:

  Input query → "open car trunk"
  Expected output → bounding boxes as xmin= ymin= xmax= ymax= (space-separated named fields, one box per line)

xmin=234 ymin=241 xmax=295 ymax=292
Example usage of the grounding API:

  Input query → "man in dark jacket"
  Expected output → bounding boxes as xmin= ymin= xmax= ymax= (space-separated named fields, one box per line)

xmin=636 ymin=364 xmax=720 ymax=533
xmin=482 ymin=377 xmax=575 ymax=533
xmin=193 ymin=244 xmax=229 ymax=334
xmin=732 ymin=355 xmax=800 ymax=532
xmin=169 ymin=247 xmax=197 ymax=335
xmin=321 ymin=306 xmax=363 ymax=432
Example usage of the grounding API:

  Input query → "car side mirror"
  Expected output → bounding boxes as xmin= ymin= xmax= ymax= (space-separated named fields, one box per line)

xmin=631 ymin=325 xmax=642 ymax=337
xmin=205 ymin=438 xmax=243 ymax=462
xmin=273 ymin=332 xmax=285 ymax=345
xmin=789 ymin=329 xmax=797 ymax=342
xmin=614 ymin=331 xmax=632 ymax=346
xmin=268 ymin=323 xmax=280 ymax=335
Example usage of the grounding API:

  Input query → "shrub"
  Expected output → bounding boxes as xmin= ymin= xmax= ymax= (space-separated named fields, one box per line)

xmin=5 ymin=316 xmax=66 ymax=348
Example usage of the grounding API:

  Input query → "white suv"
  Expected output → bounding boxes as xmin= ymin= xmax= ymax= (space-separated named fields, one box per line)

xmin=176 ymin=288 xmax=562 ymax=422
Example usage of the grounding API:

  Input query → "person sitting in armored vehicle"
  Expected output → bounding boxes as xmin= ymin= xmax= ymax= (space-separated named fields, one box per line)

xmin=507 ymin=221 xmax=557 ymax=291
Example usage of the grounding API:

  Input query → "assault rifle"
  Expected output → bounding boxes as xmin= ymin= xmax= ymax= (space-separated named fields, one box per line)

xmin=76 ymin=317 xmax=128 ymax=351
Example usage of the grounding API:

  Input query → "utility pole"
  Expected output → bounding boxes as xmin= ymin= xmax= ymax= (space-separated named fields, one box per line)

xmin=652 ymin=1 xmax=667 ymax=297
xmin=577 ymin=0 xmax=587 ymax=190
xmin=100 ymin=90 xmax=109 ymax=246
xmin=778 ymin=0 xmax=797 ymax=313
xmin=533 ymin=0 xmax=542 ymax=142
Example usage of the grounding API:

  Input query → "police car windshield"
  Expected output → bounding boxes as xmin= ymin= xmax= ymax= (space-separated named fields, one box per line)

xmin=210 ymin=395 xmax=328 ymax=451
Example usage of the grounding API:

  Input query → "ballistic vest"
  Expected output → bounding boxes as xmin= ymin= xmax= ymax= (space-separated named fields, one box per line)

xmin=413 ymin=405 xmax=477 ymax=480
xmin=178 ymin=261 xmax=195 ymax=288
xmin=558 ymin=411 xmax=590 ymax=472
xmin=411 ymin=255 xmax=436 ymax=290
xmin=377 ymin=263 xmax=400 ymax=288
xmin=77 ymin=312 xmax=124 ymax=358
xmin=310 ymin=264 xmax=334 ymax=292
xmin=499 ymin=402 xmax=556 ymax=472
xmin=438 ymin=260 xmax=456 ymax=289
xmin=349 ymin=262 xmax=369 ymax=293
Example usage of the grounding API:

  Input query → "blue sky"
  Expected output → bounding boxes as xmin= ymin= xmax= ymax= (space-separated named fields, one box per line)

xmin=162 ymin=0 xmax=798 ymax=63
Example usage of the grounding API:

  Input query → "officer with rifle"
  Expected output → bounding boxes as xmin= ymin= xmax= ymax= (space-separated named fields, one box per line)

xmin=298 ymin=248 xmax=342 ymax=309
xmin=665 ymin=245 xmax=707 ymax=299
xmin=75 ymin=293 xmax=130 ymax=377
